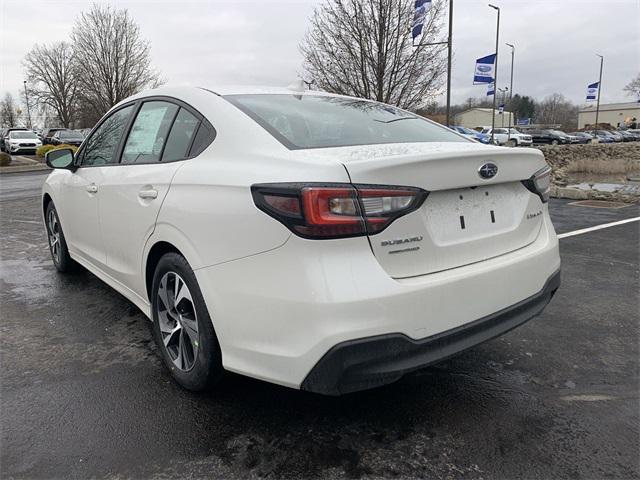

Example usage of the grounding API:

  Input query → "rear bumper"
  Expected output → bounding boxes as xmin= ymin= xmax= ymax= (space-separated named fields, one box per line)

xmin=195 ymin=211 xmax=560 ymax=391
xmin=301 ymin=269 xmax=560 ymax=395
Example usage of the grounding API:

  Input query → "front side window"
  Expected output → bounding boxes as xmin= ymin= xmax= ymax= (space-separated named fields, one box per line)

xmin=81 ymin=105 xmax=134 ymax=166
xmin=161 ymin=108 xmax=199 ymax=161
xmin=224 ymin=94 xmax=465 ymax=149
xmin=121 ymin=101 xmax=178 ymax=164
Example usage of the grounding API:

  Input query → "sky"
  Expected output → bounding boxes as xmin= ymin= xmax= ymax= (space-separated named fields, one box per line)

xmin=1 ymin=0 xmax=639 ymax=113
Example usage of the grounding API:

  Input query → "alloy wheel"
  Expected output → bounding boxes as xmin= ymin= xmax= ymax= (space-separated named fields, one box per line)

xmin=157 ymin=271 xmax=199 ymax=371
xmin=47 ymin=209 xmax=61 ymax=265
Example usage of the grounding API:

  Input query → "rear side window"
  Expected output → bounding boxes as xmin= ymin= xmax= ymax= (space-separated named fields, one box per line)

xmin=121 ymin=101 xmax=178 ymax=164
xmin=188 ymin=119 xmax=215 ymax=157
xmin=82 ymin=105 xmax=134 ymax=166
xmin=162 ymin=108 xmax=199 ymax=161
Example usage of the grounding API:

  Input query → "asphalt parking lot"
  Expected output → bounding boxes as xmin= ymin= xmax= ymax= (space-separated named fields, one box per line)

xmin=1 ymin=171 xmax=638 ymax=479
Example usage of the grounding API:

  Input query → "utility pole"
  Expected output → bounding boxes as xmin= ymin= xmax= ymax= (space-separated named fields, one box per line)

xmin=23 ymin=80 xmax=32 ymax=130
xmin=488 ymin=4 xmax=500 ymax=144
xmin=445 ymin=0 xmax=454 ymax=126
xmin=506 ymin=43 xmax=514 ymax=139
xmin=594 ymin=54 xmax=603 ymax=137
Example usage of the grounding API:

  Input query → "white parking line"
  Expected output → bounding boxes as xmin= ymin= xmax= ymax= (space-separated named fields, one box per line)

xmin=558 ymin=217 xmax=640 ymax=239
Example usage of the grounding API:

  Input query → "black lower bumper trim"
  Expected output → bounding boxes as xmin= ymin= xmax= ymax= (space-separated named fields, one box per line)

xmin=301 ymin=270 xmax=561 ymax=396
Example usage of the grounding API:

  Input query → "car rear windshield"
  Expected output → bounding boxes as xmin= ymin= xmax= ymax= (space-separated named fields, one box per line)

xmin=224 ymin=94 xmax=466 ymax=149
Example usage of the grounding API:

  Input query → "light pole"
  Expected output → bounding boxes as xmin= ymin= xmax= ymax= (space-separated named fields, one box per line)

xmin=23 ymin=80 xmax=32 ymax=130
xmin=488 ymin=4 xmax=500 ymax=143
xmin=506 ymin=43 xmax=514 ymax=139
xmin=594 ymin=54 xmax=603 ymax=137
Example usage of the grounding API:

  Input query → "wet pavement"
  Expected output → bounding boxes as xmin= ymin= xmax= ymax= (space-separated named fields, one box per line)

xmin=1 ymin=172 xmax=639 ymax=479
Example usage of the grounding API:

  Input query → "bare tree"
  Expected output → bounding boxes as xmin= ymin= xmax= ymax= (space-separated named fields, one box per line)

xmin=300 ymin=0 xmax=447 ymax=110
xmin=534 ymin=93 xmax=578 ymax=129
xmin=71 ymin=4 xmax=162 ymax=123
xmin=623 ymin=73 xmax=640 ymax=97
xmin=0 ymin=93 xmax=20 ymax=127
xmin=23 ymin=42 xmax=78 ymax=128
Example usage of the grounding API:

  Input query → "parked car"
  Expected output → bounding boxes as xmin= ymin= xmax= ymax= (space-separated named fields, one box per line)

xmin=4 ymin=130 xmax=42 ymax=155
xmin=527 ymin=129 xmax=572 ymax=145
xmin=617 ymin=130 xmax=639 ymax=142
xmin=0 ymin=127 xmax=28 ymax=152
xmin=585 ymin=131 xmax=615 ymax=143
xmin=42 ymin=86 xmax=560 ymax=395
xmin=449 ymin=125 xmax=492 ymax=144
xmin=610 ymin=131 xmax=625 ymax=142
xmin=50 ymin=129 xmax=85 ymax=147
xmin=41 ymin=128 xmax=68 ymax=145
xmin=568 ymin=132 xmax=593 ymax=144
xmin=592 ymin=130 xmax=622 ymax=143
xmin=482 ymin=127 xmax=533 ymax=147
xmin=565 ymin=133 xmax=582 ymax=144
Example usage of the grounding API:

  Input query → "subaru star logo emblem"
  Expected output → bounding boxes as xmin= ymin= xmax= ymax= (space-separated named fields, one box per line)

xmin=478 ymin=162 xmax=498 ymax=179
xmin=477 ymin=65 xmax=492 ymax=73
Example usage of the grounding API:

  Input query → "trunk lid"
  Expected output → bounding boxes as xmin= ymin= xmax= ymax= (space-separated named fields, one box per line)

xmin=302 ymin=142 xmax=548 ymax=278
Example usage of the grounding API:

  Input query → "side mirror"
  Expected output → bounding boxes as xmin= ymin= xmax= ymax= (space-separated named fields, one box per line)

xmin=46 ymin=148 xmax=75 ymax=170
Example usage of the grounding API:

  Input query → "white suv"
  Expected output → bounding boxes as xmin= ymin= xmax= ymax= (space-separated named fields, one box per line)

xmin=42 ymin=86 xmax=560 ymax=395
xmin=483 ymin=127 xmax=533 ymax=147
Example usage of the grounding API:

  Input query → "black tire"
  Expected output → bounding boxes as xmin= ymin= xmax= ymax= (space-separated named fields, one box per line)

xmin=45 ymin=202 xmax=77 ymax=273
xmin=151 ymin=252 xmax=223 ymax=392
xmin=507 ymin=139 xmax=517 ymax=147
xmin=551 ymin=139 xmax=559 ymax=145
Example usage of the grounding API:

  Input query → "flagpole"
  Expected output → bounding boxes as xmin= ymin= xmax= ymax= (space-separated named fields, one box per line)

xmin=506 ymin=43 xmax=514 ymax=140
xmin=595 ymin=54 xmax=603 ymax=137
xmin=445 ymin=0 xmax=454 ymax=126
xmin=489 ymin=4 xmax=500 ymax=144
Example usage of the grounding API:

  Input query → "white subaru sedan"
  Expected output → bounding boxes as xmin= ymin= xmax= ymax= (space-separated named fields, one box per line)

xmin=42 ymin=86 xmax=560 ymax=395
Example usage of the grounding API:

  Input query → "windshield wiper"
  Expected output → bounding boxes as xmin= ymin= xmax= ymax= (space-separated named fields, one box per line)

xmin=373 ymin=117 xmax=418 ymax=124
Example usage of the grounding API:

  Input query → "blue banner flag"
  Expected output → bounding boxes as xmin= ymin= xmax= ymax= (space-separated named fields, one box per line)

xmin=412 ymin=0 xmax=433 ymax=41
xmin=586 ymin=82 xmax=599 ymax=102
xmin=474 ymin=54 xmax=496 ymax=84
xmin=487 ymin=82 xmax=495 ymax=96
xmin=498 ymin=104 xmax=505 ymax=114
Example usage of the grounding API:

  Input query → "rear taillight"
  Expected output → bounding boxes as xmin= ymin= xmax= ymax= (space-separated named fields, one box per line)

xmin=251 ymin=183 xmax=428 ymax=239
xmin=523 ymin=165 xmax=552 ymax=203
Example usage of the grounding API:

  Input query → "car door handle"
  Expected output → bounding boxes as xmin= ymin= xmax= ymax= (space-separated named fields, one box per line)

xmin=86 ymin=184 xmax=98 ymax=194
xmin=138 ymin=188 xmax=158 ymax=199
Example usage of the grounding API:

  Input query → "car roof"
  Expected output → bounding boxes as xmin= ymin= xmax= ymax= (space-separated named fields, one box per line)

xmin=119 ymin=85 xmax=371 ymax=108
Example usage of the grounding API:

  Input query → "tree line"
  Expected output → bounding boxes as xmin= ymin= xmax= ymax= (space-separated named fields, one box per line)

xmin=1 ymin=3 xmax=161 ymax=129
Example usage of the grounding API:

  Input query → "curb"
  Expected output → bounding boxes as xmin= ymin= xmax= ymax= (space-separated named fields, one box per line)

xmin=0 ymin=155 xmax=50 ymax=175
xmin=0 ymin=164 xmax=50 ymax=174
xmin=551 ymin=185 xmax=639 ymax=204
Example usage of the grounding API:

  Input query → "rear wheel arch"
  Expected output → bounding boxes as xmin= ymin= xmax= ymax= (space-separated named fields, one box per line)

xmin=145 ymin=241 xmax=182 ymax=303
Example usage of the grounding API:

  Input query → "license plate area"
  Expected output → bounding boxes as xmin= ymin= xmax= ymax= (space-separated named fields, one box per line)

xmin=424 ymin=184 xmax=519 ymax=245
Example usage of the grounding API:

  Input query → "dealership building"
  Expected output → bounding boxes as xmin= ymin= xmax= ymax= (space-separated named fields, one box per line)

xmin=578 ymin=102 xmax=640 ymax=128
xmin=455 ymin=108 xmax=514 ymax=129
